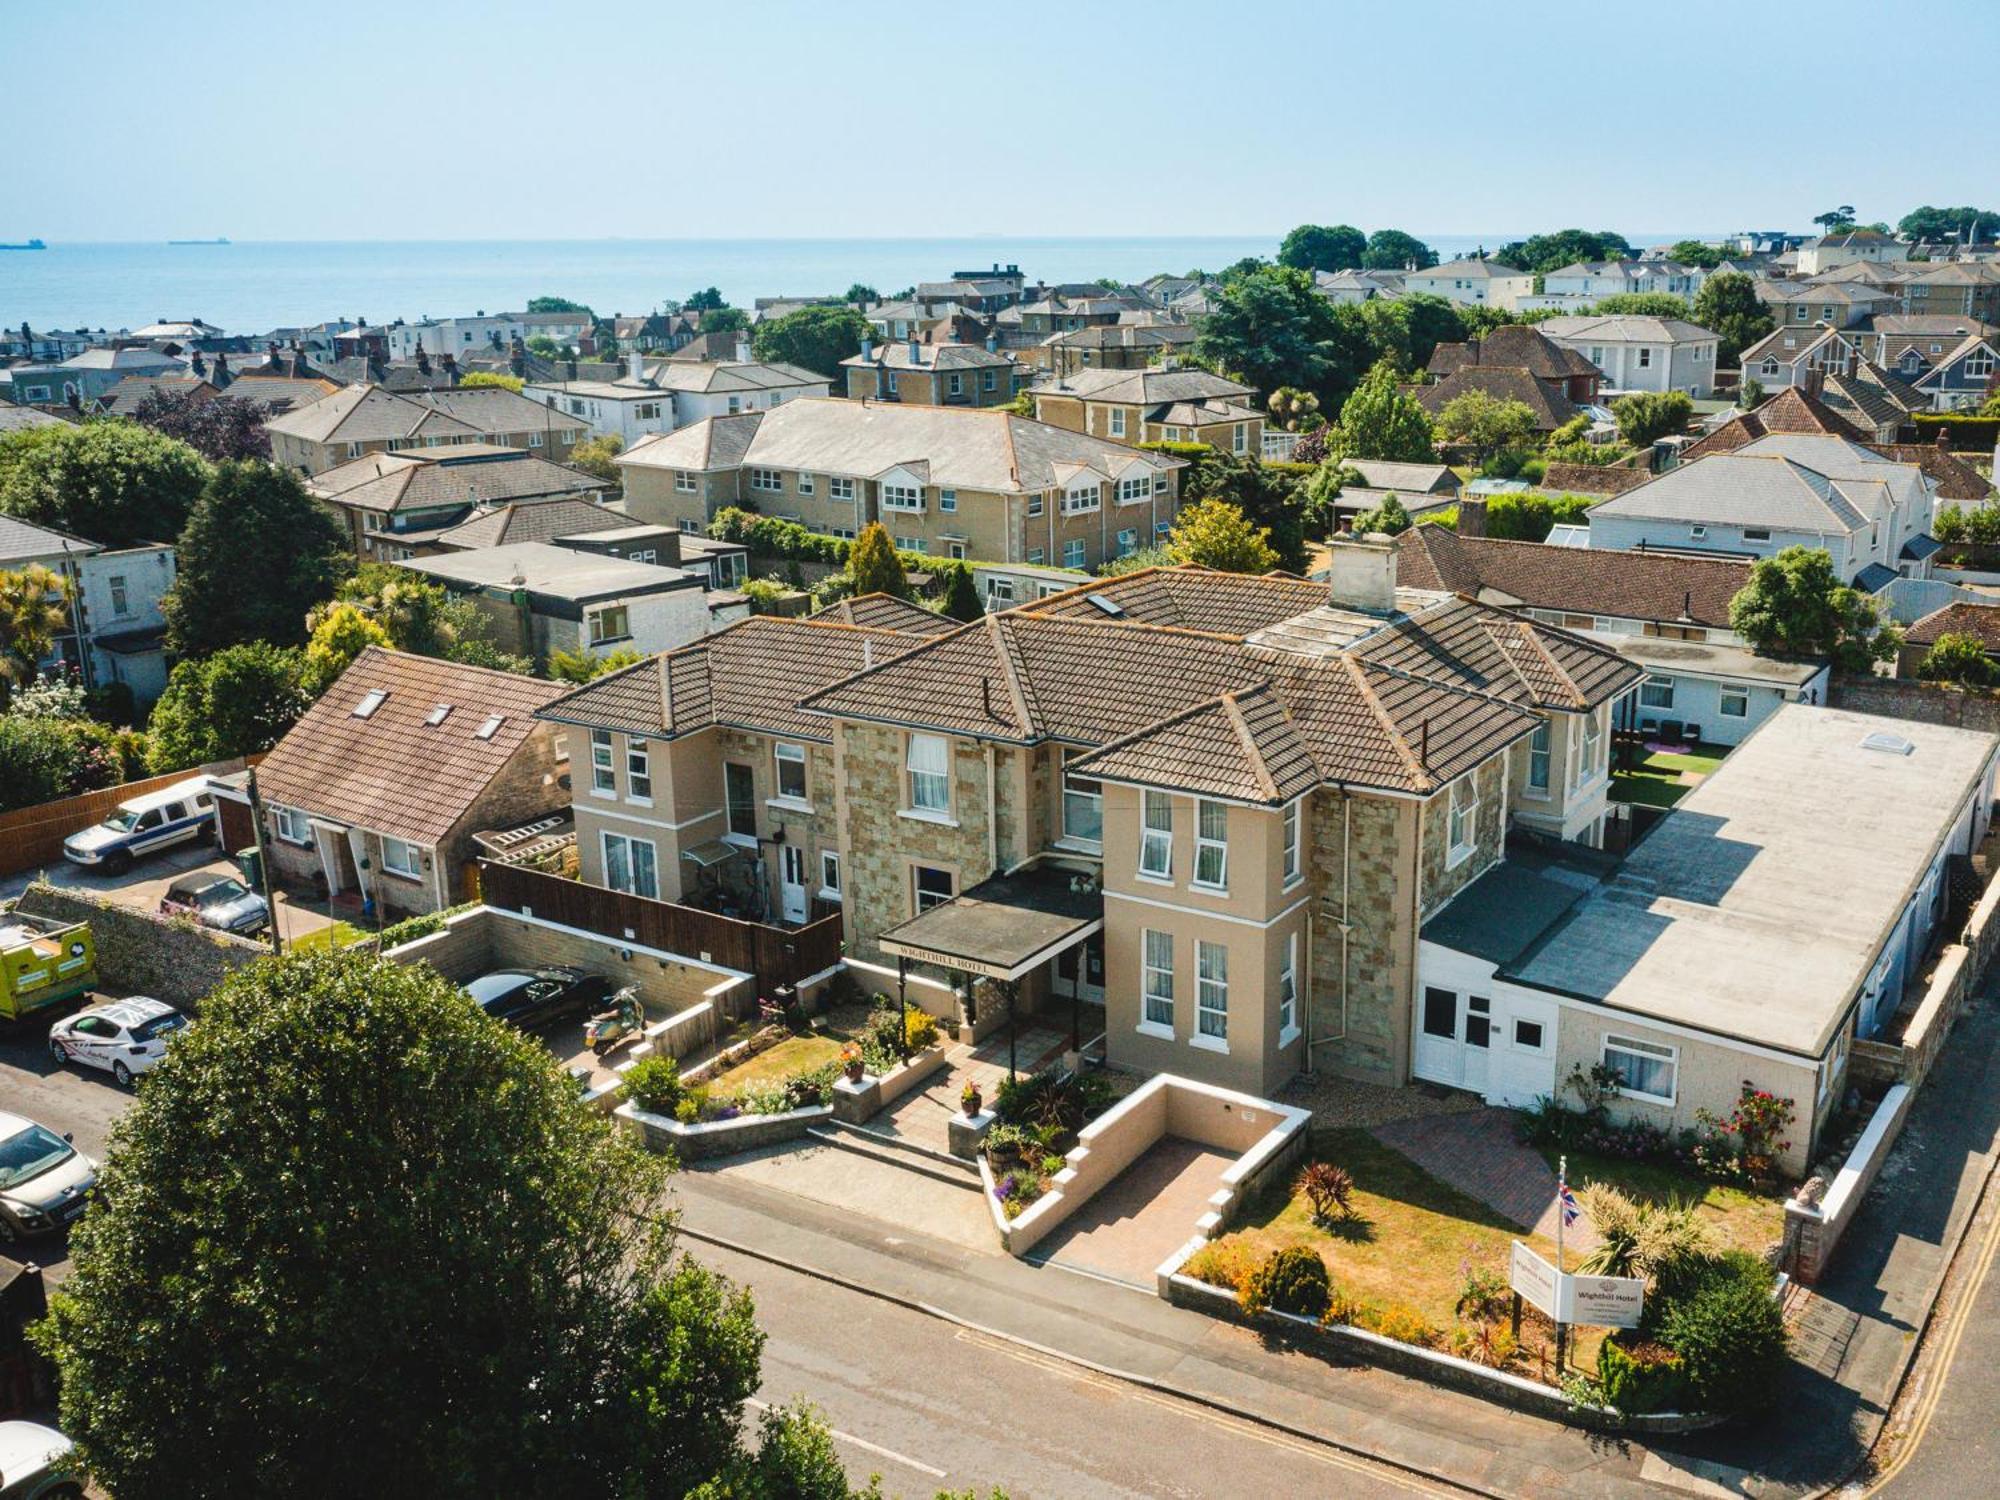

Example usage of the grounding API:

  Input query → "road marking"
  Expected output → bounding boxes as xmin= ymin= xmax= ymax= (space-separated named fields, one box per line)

xmin=743 ymin=1397 xmax=947 ymax=1479
xmin=1861 ymin=1164 xmax=2000 ymax=1495
xmin=952 ymin=1326 xmax=1462 ymax=1496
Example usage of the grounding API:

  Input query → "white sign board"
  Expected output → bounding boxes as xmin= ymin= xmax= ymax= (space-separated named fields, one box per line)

xmin=1562 ymin=1272 xmax=1645 ymax=1329
xmin=1510 ymin=1241 xmax=1559 ymax=1319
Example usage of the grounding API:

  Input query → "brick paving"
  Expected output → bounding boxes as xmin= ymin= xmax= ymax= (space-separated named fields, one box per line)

xmin=869 ymin=1023 xmax=1072 ymax=1152
xmin=1370 ymin=1106 xmax=1596 ymax=1249
xmin=1035 ymin=1137 xmax=1237 ymax=1285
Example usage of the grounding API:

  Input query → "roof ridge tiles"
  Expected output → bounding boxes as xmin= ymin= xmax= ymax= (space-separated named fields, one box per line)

xmin=1216 ymin=690 xmax=1281 ymax=804
xmin=1337 ymin=655 xmax=1432 ymax=793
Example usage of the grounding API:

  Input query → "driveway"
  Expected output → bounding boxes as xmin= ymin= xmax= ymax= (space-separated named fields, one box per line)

xmin=1032 ymin=1137 xmax=1238 ymax=1286
xmin=4 ymin=842 xmax=341 ymax=949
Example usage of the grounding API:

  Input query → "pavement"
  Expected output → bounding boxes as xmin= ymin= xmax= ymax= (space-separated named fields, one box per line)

xmin=1032 ymin=1137 xmax=1236 ymax=1286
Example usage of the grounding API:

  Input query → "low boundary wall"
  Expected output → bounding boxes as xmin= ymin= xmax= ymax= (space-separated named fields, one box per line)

xmin=616 ymin=1100 xmax=833 ymax=1161
xmin=14 ymin=881 xmax=264 ymax=1008
xmin=1783 ymin=1084 xmax=1916 ymax=1283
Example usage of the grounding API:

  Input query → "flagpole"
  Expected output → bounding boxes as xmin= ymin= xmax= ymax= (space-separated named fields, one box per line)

xmin=1556 ymin=1154 xmax=1569 ymax=1373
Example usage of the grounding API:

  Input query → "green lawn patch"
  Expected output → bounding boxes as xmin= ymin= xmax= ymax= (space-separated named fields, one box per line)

xmin=289 ymin=920 xmax=370 ymax=953
xmin=707 ymin=1017 xmax=863 ymax=1091
xmin=1610 ymin=772 xmax=1686 ymax=808
xmin=1646 ymin=749 xmax=1725 ymax=776
xmin=1543 ymin=1148 xmax=1785 ymax=1260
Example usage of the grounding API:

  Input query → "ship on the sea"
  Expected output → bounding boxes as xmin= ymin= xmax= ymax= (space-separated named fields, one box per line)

xmin=167 ymin=237 xmax=230 ymax=245
xmin=0 ymin=238 xmax=46 ymax=250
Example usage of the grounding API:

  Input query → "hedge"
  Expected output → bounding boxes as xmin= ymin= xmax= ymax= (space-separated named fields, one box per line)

xmin=1912 ymin=413 xmax=2000 ymax=445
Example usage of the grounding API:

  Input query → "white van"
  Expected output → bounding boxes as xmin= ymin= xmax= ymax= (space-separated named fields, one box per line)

xmin=62 ymin=776 xmax=221 ymax=874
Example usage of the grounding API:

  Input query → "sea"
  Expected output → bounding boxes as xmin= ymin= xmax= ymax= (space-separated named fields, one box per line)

xmin=0 ymin=233 xmax=1709 ymax=335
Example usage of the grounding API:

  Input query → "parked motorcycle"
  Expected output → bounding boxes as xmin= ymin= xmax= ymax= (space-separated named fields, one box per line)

xmin=584 ymin=987 xmax=644 ymax=1056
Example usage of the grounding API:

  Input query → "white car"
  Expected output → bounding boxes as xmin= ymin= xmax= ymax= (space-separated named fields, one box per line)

xmin=0 ymin=1420 xmax=80 ymax=1499
xmin=48 ymin=997 xmax=187 ymax=1088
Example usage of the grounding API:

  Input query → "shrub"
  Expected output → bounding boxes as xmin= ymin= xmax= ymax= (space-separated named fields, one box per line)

xmin=1182 ymin=1240 xmax=1260 ymax=1293
xmin=378 ymin=902 xmax=475 ymax=950
xmin=1362 ymin=1302 xmax=1437 ymax=1348
xmin=1239 ymin=1245 xmax=1332 ymax=1319
xmin=1694 ymin=1081 xmax=1796 ymax=1184
xmin=1656 ymin=1258 xmax=1787 ymax=1415
xmin=1454 ymin=1263 xmax=1511 ymax=1324
xmin=1298 ymin=1161 xmax=1354 ymax=1225
xmin=1597 ymin=1337 xmax=1690 ymax=1415
xmin=992 ymin=1065 xmax=1111 ymax=1133
xmin=624 ymin=1055 xmax=685 ymax=1117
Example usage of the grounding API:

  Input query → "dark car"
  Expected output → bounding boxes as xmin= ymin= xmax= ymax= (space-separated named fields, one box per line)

xmin=463 ymin=966 xmax=609 ymax=1029
xmin=159 ymin=872 xmax=270 ymax=936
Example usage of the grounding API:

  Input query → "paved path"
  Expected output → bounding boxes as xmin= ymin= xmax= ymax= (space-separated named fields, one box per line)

xmin=1034 ymin=1137 xmax=1236 ymax=1285
xmin=870 ymin=1023 xmax=1070 ymax=1153
xmin=1370 ymin=1107 xmax=1590 ymax=1247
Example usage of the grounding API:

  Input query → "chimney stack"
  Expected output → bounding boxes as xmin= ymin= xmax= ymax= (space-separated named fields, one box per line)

xmin=1456 ymin=496 xmax=1488 ymax=538
xmin=985 ymin=332 xmax=998 ymax=353
xmin=908 ymin=334 xmax=922 ymax=366
xmin=628 ymin=348 xmax=645 ymax=384
xmin=1326 ymin=532 xmax=1399 ymax=614
xmin=1801 ymin=366 xmax=1825 ymax=400
xmin=734 ymin=335 xmax=752 ymax=364
xmin=860 ymin=334 xmax=874 ymax=362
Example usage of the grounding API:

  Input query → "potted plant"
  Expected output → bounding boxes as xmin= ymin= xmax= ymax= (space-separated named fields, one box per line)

xmin=961 ymin=1079 xmax=983 ymax=1118
xmin=841 ymin=1044 xmax=865 ymax=1084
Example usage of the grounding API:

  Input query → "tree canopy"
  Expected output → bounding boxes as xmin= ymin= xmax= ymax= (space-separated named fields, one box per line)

xmin=458 ymin=370 xmax=524 ymax=391
xmin=1165 ymin=497 xmax=1279 ymax=573
xmin=0 ymin=562 xmax=71 ymax=707
xmin=569 ymin=432 xmax=625 ymax=483
xmin=1668 ymin=240 xmax=1726 ymax=269
xmin=1692 ymin=272 xmax=1774 ymax=365
xmin=301 ymin=603 xmax=392 ymax=694
xmin=844 ymin=282 xmax=878 ymax=305
xmin=847 ymin=522 xmax=909 ymax=598
xmin=0 ymin=420 xmax=210 ymax=547
xmin=1917 ymin=632 xmax=1997 ymax=686
xmin=162 ymin=461 xmax=349 ymax=658
xmin=1898 ymin=205 xmax=2000 ymax=244
xmin=750 ymin=303 xmax=870 ymax=378
xmin=701 ymin=306 xmax=749 ymax=335
xmin=1277 ymin=223 xmax=1366 ymax=274
xmin=1493 ymin=230 xmax=1633 ymax=275
xmin=1587 ymin=292 xmax=1693 ymax=319
xmin=1348 ymin=493 xmax=1411 ymax=537
xmin=145 ymin=641 xmax=310 ymax=772
xmin=683 ymin=287 xmax=728 ymax=311
xmin=1613 ymin=390 xmax=1695 ymax=448
xmin=1360 ymin=229 xmax=1438 ymax=271
xmin=1329 ymin=359 xmax=1437 ymax=463
xmin=130 ymin=389 xmax=271 ymax=461
xmin=527 ymin=296 xmax=592 ymax=314
xmin=1728 ymin=546 xmax=1898 ymax=672
xmin=1193 ymin=266 xmax=1370 ymax=410
xmin=1434 ymin=390 xmax=1537 ymax=465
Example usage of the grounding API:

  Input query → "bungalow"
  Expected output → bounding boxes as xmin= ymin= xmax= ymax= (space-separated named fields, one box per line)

xmin=1419 ymin=705 xmax=1997 ymax=1176
xmin=394 ymin=543 xmax=713 ymax=665
xmin=1327 ymin=460 xmax=1460 ymax=524
xmin=255 ymin=648 xmax=567 ymax=917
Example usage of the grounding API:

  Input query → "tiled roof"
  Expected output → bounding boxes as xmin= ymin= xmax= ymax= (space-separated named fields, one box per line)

xmin=435 ymin=498 xmax=630 ymax=549
xmin=0 ymin=406 xmax=73 ymax=434
xmin=1395 ymin=527 xmax=1752 ymax=629
xmin=537 ymin=615 xmax=925 ymax=743
xmin=1537 ymin=315 xmax=1719 ymax=346
xmin=1028 ymin=567 xmax=1329 ymax=636
xmin=1075 ymin=683 xmax=1326 ymax=805
xmin=617 ymin=413 xmax=764 ymax=474
xmin=255 ymin=647 xmax=562 ymax=846
xmin=1820 ymin=362 xmax=1929 ymax=431
xmin=841 ymin=342 xmax=1015 ymax=371
xmin=1427 ymin=325 xmax=1599 ymax=382
xmin=1906 ymin=601 xmax=2000 ymax=650
xmin=307 ymin=447 xmax=605 ymax=514
xmin=0 ymin=513 xmax=99 ymax=565
xmin=265 ymin=384 xmax=482 ymax=446
xmin=1036 ymin=367 xmax=1255 ymax=405
xmin=1590 ymin=448 xmax=1894 ymax=533
xmin=1871 ymin=443 xmax=1992 ymax=503
xmin=1407 ymin=367 xmax=1579 ymax=430
xmin=1683 ymin=388 xmax=1868 ymax=459
xmin=815 ymin=593 xmax=959 ymax=636
xmin=1540 ymin=462 xmax=1652 ymax=496
xmin=412 ymin=385 xmax=581 ymax=435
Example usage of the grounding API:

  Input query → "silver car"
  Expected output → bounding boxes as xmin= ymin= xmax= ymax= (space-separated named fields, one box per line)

xmin=0 ymin=1112 xmax=96 ymax=1244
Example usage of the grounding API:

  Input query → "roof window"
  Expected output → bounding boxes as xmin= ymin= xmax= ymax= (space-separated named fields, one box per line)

xmin=1860 ymin=731 xmax=1914 ymax=756
xmin=1084 ymin=593 xmax=1125 ymax=617
xmin=425 ymin=704 xmax=453 ymax=727
xmin=475 ymin=714 xmax=504 ymax=740
xmin=352 ymin=689 xmax=387 ymax=718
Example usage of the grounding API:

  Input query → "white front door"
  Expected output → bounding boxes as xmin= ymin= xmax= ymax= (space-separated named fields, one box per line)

xmin=1461 ymin=994 xmax=1492 ymax=1095
xmin=1414 ymin=986 xmax=1493 ymax=1096
xmin=779 ymin=844 xmax=808 ymax=924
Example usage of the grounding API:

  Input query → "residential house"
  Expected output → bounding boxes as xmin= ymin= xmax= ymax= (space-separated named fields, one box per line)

xmin=1426 ymin=324 xmax=1602 ymax=405
xmin=381 ymin=310 xmax=595 ymax=360
xmin=616 ymin=398 xmax=1186 ymax=569
xmin=1585 ymin=434 xmax=1939 ymax=587
xmin=862 ymin=301 xmax=932 ymax=341
xmin=1395 ymin=520 xmax=1826 ymax=749
xmin=841 ymin=335 xmax=1021 ymax=407
xmin=1739 ymin=326 xmax=1862 ymax=390
xmin=0 ymin=405 xmax=73 ymax=435
xmin=1537 ymin=315 xmax=1722 ymax=397
xmin=1402 ymin=258 xmax=1535 ymax=309
xmin=1035 ymin=322 xmax=1196 ymax=378
xmin=0 ymin=327 xmax=100 ymax=363
xmin=1688 ymin=388 xmax=1990 ymax=500
xmin=97 ymin=374 xmax=218 ymax=414
xmin=1898 ymin=261 xmax=2000 ymax=323
xmin=254 ymin=647 xmax=568 ymax=916
xmin=1538 ymin=260 xmax=1707 ymax=305
xmin=0 ymin=515 xmax=174 ymax=704
xmin=1031 ymin=365 xmax=1264 ymax=454
xmin=1326 ymin=461 xmax=1460 ymax=525
xmin=795 ymin=551 xmax=1638 ymax=1098
xmin=1898 ymin=601 xmax=2000 ymax=678
xmin=1758 ymin=280 xmax=1899 ymax=331
xmin=1408 ymin=367 xmax=1581 ymax=435
xmin=4 ymin=346 xmax=181 ymax=408
xmin=1419 ymin=706 xmax=1996 ymax=1174
xmin=1312 ymin=269 xmax=1405 ymax=304
xmin=266 ymin=383 xmax=589 ymax=474
xmin=534 ymin=606 xmax=954 ymax=916
xmin=1911 ymin=332 xmax=2000 ymax=411
xmin=306 ymin=445 xmax=608 ymax=561
xmin=431 ymin=498 xmax=656 ymax=555
xmin=527 ymin=349 xmax=830 ymax=443
xmin=411 ymin=385 xmax=592 ymax=460
xmin=214 ymin=372 xmax=343 ymax=417
xmin=1816 ymin=362 xmax=1931 ymax=438
xmin=915 ymin=272 xmax=1027 ymax=317
xmin=394 ymin=543 xmax=712 ymax=665
xmin=1865 ymin=316 xmax=2000 ymax=382
xmin=1795 ymin=228 xmax=1912 ymax=275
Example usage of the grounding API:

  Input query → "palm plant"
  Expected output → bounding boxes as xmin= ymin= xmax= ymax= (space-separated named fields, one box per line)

xmin=1576 ymin=1183 xmax=1719 ymax=1288
xmin=0 ymin=564 xmax=72 ymax=708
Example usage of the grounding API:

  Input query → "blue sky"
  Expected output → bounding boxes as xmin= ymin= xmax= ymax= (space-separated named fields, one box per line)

xmin=7 ymin=0 xmax=1998 ymax=243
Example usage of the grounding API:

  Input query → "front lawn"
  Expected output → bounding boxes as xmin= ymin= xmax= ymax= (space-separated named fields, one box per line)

xmin=1545 ymin=1148 xmax=1785 ymax=1260
xmin=290 ymin=920 xmax=370 ymax=953
xmin=702 ymin=1004 xmax=871 ymax=1091
xmin=1610 ymin=744 xmax=1728 ymax=810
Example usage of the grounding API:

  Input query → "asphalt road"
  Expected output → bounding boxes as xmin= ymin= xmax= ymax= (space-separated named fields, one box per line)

xmin=693 ymin=1240 xmax=1467 ymax=1500
xmin=0 ymin=1006 xmax=132 ymax=1281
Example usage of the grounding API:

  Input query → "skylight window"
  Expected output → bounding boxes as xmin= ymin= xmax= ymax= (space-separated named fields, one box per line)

xmin=475 ymin=714 xmax=504 ymax=740
xmin=1085 ymin=593 xmax=1125 ymax=617
xmin=352 ymin=689 xmax=387 ymax=718
xmin=425 ymin=704 xmax=453 ymax=727
xmin=1860 ymin=731 xmax=1914 ymax=756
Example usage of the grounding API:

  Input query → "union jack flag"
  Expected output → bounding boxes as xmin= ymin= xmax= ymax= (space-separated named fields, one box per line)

xmin=1559 ymin=1182 xmax=1581 ymax=1228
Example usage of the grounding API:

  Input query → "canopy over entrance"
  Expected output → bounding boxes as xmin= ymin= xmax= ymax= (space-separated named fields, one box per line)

xmin=879 ymin=868 xmax=1102 ymax=981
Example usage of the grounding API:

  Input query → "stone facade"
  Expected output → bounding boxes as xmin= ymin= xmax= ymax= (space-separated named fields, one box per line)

xmin=16 ymin=882 xmax=263 ymax=1009
xmin=1306 ymin=791 xmax=1417 ymax=1085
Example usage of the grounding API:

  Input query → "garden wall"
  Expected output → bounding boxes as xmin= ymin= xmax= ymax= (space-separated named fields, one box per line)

xmin=617 ymin=1100 xmax=832 ymax=1161
xmin=14 ymin=882 xmax=263 ymax=1008
xmin=1830 ymin=675 xmax=2000 ymax=735
xmin=1783 ymin=1085 xmax=1915 ymax=1284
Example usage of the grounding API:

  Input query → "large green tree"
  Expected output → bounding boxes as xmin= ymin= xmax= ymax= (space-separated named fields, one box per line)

xmin=0 ymin=420 xmax=210 ymax=547
xmin=1898 ymin=205 xmax=2000 ymax=244
xmin=847 ymin=522 xmax=909 ymax=598
xmin=1193 ymin=266 xmax=1370 ymax=409
xmin=1613 ymin=390 xmax=1694 ymax=448
xmin=0 ymin=713 xmax=127 ymax=813
xmin=1165 ymin=497 xmax=1278 ymax=573
xmin=1668 ymin=240 xmax=1726 ymax=269
xmin=1494 ymin=230 xmax=1633 ymax=274
xmin=1692 ymin=272 xmax=1775 ymax=365
xmin=1917 ymin=632 xmax=1998 ymax=686
xmin=1588 ymin=293 xmax=1693 ymax=319
xmin=145 ymin=641 xmax=310 ymax=772
xmin=31 ymin=950 xmax=771 ymax=1500
xmin=751 ymin=304 xmax=870 ymax=378
xmin=1277 ymin=223 xmax=1366 ymax=274
xmin=0 ymin=562 xmax=72 ymax=707
xmin=1351 ymin=293 xmax=1469 ymax=374
xmin=1329 ymin=359 xmax=1437 ymax=463
xmin=1434 ymin=390 xmax=1537 ymax=465
xmin=1728 ymin=546 xmax=1899 ymax=672
xmin=161 ymin=461 xmax=348 ymax=657
xmin=1360 ymin=229 xmax=1438 ymax=271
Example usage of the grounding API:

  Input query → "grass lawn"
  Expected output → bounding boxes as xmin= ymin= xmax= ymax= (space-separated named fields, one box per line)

xmin=708 ymin=1013 xmax=866 ymax=1091
xmin=1610 ymin=744 xmax=1729 ymax=810
xmin=1546 ymin=1148 xmax=1785 ymax=1259
xmin=289 ymin=920 xmax=370 ymax=953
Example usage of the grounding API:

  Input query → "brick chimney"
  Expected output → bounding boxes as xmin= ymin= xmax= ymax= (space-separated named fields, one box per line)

xmin=1327 ymin=532 xmax=1398 ymax=614
xmin=1801 ymin=366 xmax=1825 ymax=400
xmin=1457 ymin=496 xmax=1488 ymax=538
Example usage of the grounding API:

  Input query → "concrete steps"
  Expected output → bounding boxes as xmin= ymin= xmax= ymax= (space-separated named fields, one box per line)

xmin=806 ymin=1120 xmax=983 ymax=1192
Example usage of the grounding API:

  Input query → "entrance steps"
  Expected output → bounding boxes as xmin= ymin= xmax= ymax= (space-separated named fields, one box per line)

xmin=805 ymin=1119 xmax=983 ymax=1192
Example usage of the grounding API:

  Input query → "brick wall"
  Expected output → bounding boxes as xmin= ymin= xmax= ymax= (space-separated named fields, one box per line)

xmin=16 ymin=882 xmax=263 ymax=1009
xmin=1830 ymin=674 xmax=2000 ymax=733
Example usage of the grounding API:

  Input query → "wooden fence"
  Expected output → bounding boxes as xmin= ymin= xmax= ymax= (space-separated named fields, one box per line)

xmin=0 ymin=756 xmax=259 ymax=879
xmin=477 ymin=861 xmax=842 ymax=999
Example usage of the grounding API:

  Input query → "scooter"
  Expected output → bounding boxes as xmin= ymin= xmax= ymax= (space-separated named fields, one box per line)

xmin=585 ymin=986 xmax=644 ymax=1056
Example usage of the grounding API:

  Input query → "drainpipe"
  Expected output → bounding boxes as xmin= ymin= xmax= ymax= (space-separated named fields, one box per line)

xmin=984 ymin=743 xmax=999 ymax=877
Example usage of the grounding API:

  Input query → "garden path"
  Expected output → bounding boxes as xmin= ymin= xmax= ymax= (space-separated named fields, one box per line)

xmin=869 ymin=1023 xmax=1072 ymax=1154
xmin=1369 ymin=1107 xmax=1598 ymax=1254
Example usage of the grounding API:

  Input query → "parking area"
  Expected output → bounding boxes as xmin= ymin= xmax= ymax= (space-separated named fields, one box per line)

xmin=3 ymin=842 xmax=344 ymax=950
